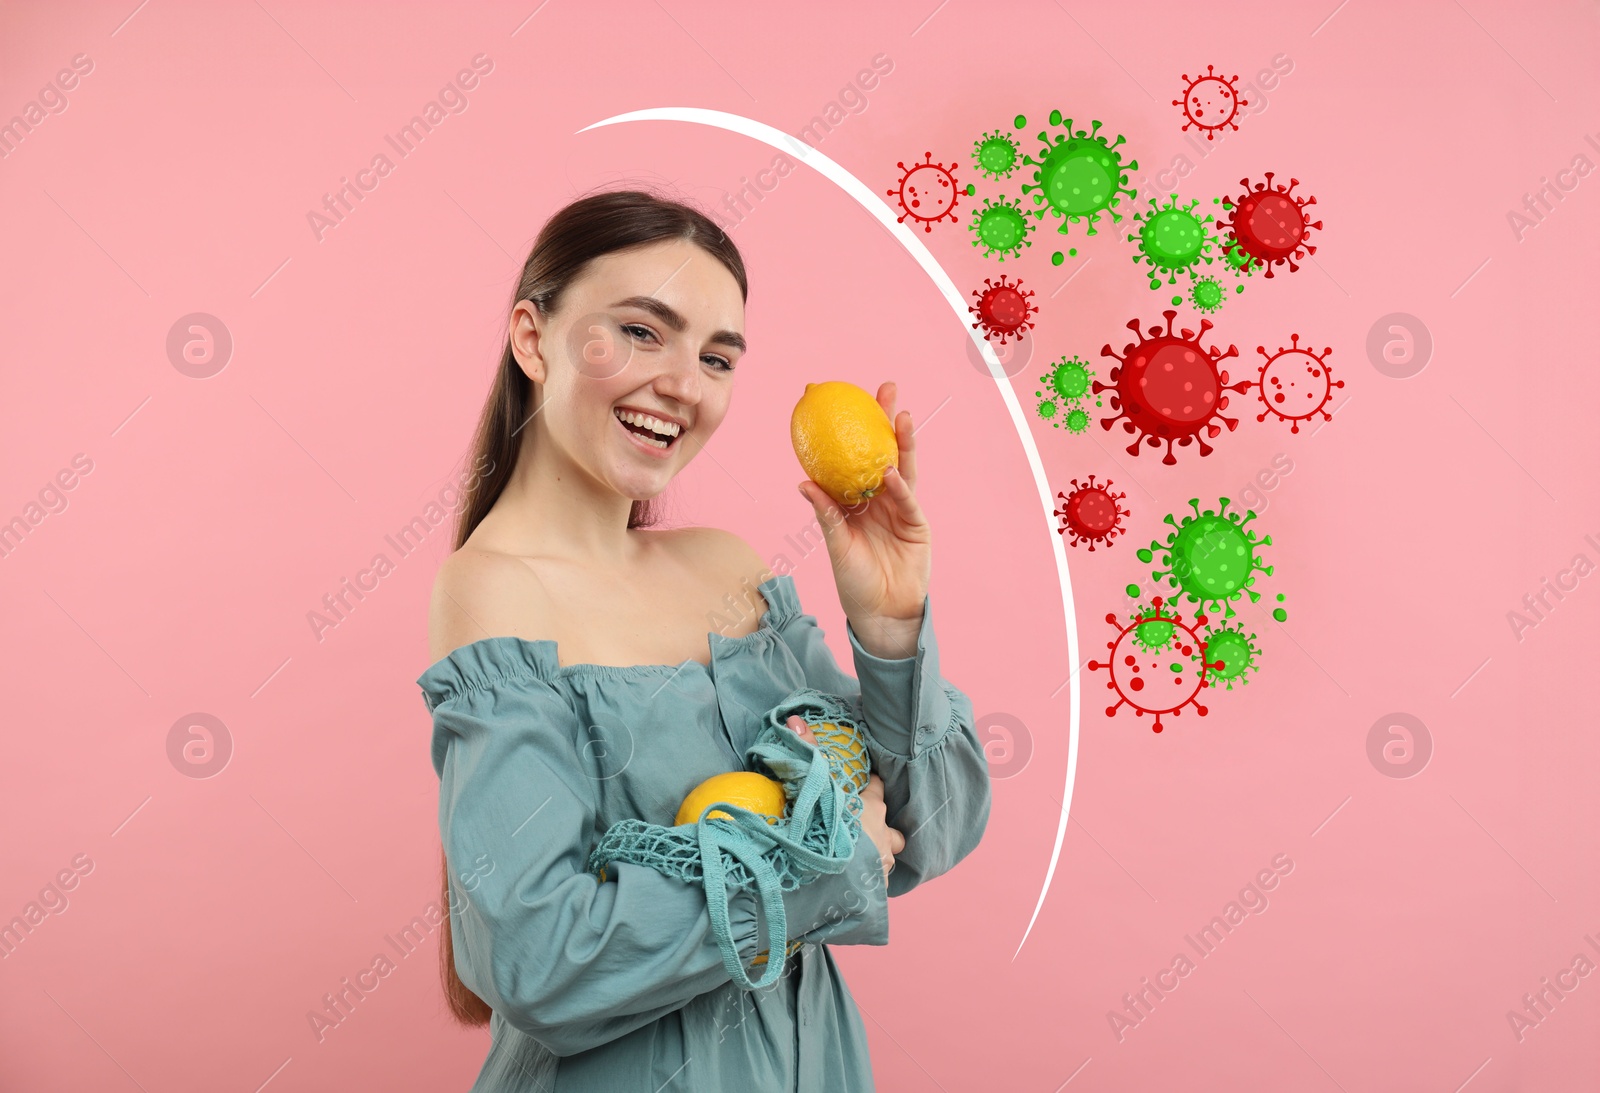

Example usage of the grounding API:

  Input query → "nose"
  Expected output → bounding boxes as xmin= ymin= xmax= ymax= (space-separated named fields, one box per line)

xmin=649 ymin=345 xmax=703 ymax=409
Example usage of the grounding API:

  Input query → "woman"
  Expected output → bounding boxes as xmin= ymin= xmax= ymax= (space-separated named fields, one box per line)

xmin=416 ymin=189 xmax=992 ymax=1091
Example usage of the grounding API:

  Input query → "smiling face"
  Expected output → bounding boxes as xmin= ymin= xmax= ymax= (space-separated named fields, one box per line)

xmin=511 ymin=237 xmax=747 ymax=502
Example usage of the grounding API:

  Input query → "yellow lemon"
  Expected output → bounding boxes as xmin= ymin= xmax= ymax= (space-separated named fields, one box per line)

xmin=791 ymin=381 xmax=899 ymax=507
xmin=810 ymin=721 xmax=872 ymax=794
xmin=814 ymin=722 xmax=865 ymax=763
xmin=675 ymin=771 xmax=788 ymax=827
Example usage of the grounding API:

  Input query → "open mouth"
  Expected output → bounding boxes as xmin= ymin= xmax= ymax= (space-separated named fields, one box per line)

xmin=614 ymin=408 xmax=683 ymax=451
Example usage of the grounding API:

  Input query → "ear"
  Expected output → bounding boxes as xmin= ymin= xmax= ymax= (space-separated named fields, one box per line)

xmin=509 ymin=300 xmax=546 ymax=384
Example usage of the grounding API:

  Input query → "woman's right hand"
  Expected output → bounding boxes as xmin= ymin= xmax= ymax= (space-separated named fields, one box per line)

xmin=859 ymin=773 xmax=904 ymax=883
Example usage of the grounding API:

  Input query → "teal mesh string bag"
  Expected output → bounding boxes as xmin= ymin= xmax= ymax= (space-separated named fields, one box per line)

xmin=586 ymin=689 xmax=875 ymax=990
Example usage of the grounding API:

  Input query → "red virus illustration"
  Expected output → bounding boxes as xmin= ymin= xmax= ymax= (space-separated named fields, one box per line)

xmin=887 ymin=152 xmax=962 ymax=232
xmin=1053 ymin=476 xmax=1129 ymax=551
xmin=1218 ymin=173 xmax=1321 ymax=278
xmin=1095 ymin=309 xmax=1247 ymax=465
xmin=968 ymin=275 xmax=1037 ymax=345
xmin=1173 ymin=66 xmax=1247 ymax=140
xmin=1087 ymin=596 xmax=1217 ymax=733
xmin=1246 ymin=335 xmax=1343 ymax=433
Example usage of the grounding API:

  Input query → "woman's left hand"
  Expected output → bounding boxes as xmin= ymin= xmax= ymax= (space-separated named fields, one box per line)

xmin=797 ymin=381 xmax=932 ymax=659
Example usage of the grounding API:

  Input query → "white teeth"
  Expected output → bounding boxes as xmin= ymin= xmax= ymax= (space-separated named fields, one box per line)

xmin=614 ymin=408 xmax=682 ymax=440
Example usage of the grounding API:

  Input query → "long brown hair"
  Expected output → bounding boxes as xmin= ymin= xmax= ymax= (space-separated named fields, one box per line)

xmin=438 ymin=188 xmax=750 ymax=1026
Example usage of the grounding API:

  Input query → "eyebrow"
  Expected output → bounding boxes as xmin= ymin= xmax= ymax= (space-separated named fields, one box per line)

xmin=612 ymin=295 xmax=747 ymax=353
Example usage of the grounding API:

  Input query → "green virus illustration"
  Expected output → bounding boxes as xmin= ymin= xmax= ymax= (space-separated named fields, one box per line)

xmin=969 ymin=195 xmax=1033 ymax=261
xmin=1137 ymin=497 xmax=1274 ymax=619
xmin=1131 ymin=604 xmax=1177 ymax=653
xmin=1033 ymin=355 xmax=1100 ymax=428
xmin=972 ymin=128 xmax=1022 ymax=180
xmin=1221 ymin=242 xmax=1256 ymax=277
xmin=1213 ymin=202 xmax=1262 ymax=279
xmin=1130 ymin=195 xmax=1216 ymax=289
xmin=1188 ymin=275 xmax=1225 ymax=313
xmin=1020 ymin=111 xmax=1138 ymax=262
xmin=1087 ymin=596 xmax=1215 ymax=732
xmin=1196 ymin=622 xmax=1260 ymax=689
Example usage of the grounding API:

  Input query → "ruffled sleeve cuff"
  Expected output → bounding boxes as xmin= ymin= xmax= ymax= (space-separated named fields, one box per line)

xmin=723 ymin=826 xmax=890 ymax=959
xmin=845 ymin=596 xmax=952 ymax=761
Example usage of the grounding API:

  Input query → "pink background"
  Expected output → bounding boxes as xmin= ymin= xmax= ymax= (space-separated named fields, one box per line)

xmin=3 ymin=1 xmax=1598 ymax=1089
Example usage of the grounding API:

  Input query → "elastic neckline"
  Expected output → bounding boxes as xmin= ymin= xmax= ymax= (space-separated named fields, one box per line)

xmin=417 ymin=573 xmax=800 ymax=708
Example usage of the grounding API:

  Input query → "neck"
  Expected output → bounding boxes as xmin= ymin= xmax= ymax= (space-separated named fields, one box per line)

xmin=500 ymin=420 xmax=642 ymax=567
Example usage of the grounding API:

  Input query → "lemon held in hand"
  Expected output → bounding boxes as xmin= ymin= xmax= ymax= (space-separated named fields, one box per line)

xmin=799 ymin=719 xmax=872 ymax=795
xmin=674 ymin=771 xmax=787 ymax=827
xmin=791 ymin=381 xmax=899 ymax=507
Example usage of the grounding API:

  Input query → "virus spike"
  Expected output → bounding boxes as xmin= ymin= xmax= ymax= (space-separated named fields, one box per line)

xmin=1086 ymin=596 xmax=1215 ymax=732
xmin=887 ymin=152 xmax=962 ymax=232
xmin=972 ymin=128 xmax=1022 ymax=180
xmin=1019 ymin=112 xmax=1138 ymax=260
xmin=1246 ymin=335 xmax=1343 ymax=433
xmin=1095 ymin=309 xmax=1248 ymax=465
xmin=1131 ymin=194 xmax=1217 ymax=289
xmin=1173 ymin=66 xmax=1247 ymax=140
xmin=969 ymin=275 xmax=1037 ymax=345
xmin=1053 ymin=475 xmax=1129 ymax=550
xmin=969 ymin=194 xmax=1033 ymax=261
xmin=1219 ymin=173 xmax=1321 ymax=278
xmin=1135 ymin=497 xmax=1276 ymax=619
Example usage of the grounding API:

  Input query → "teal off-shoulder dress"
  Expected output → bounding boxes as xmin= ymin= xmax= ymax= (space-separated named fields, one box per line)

xmin=416 ymin=573 xmax=992 ymax=1091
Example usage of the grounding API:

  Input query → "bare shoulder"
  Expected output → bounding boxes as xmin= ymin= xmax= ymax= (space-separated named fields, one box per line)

xmin=426 ymin=546 xmax=551 ymax=663
xmin=667 ymin=526 xmax=773 ymax=591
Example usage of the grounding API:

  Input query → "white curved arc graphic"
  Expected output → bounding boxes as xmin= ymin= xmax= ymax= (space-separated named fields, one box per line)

xmin=579 ymin=108 xmax=1079 ymax=958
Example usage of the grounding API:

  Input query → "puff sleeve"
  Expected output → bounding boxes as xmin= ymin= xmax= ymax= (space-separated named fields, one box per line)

xmin=772 ymin=594 xmax=993 ymax=898
xmin=422 ymin=648 xmax=890 ymax=1058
